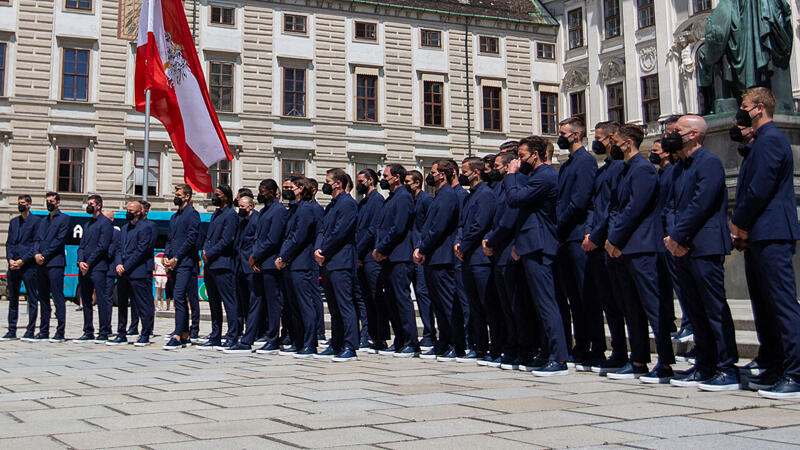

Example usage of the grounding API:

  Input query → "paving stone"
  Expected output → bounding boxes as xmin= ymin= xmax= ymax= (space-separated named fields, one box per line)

xmin=381 ymin=434 xmax=543 ymax=449
xmin=378 ymin=392 xmax=485 ymax=408
xmin=0 ymin=390 xmax=73 ymax=402
xmin=196 ymin=394 xmax=298 ymax=408
xmin=283 ymin=398 xmax=397 ymax=414
xmin=570 ymin=401 xmax=707 ymax=420
xmin=734 ymin=425 xmax=800 ymax=445
xmin=127 ymin=389 xmax=231 ymax=402
xmin=39 ymin=393 xmax=142 ymax=408
xmin=365 ymin=383 xmax=466 ymax=396
xmin=150 ymin=436 xmax=294 ymax=449
xmin=377 ymin=417 xmax=521 ymax=439
xmin=0 ymin=400 xmax=49 ymax=412
xmin=11 ymin=405 xmax=122 ymax=423
xmin=0 ymin=436 xmax=69 ymax=449
xmin=464 ymin=397 xmax=591 ymax=414
xmin=556 ymin=391 xmax=663 ymax=406
xmin=52 ymin=426 xmax=190 ymax=449
xmin=273 ymin=426 xmax=414 ymax=448
xmin=543 ymin=380 xmax=647 ymax=394
xmin=280 ymin=411 xmax=407 ymax=429
xmin=375 ymin=404 xmax=499 ymax=422
xmin=695 ymin=406 xmax=800 ymax=428
xmin=480 ymin=409 xmax=613 ymax=429
xmin=498 ymin=424 xmax=651 ymax=447
xmin=169 ymin=418 xmax=300 ymax=439
xmin=0 ymin=419 xmax=100 ymax=438
xmin=654 ymin=390 xmax=788 ymax=411
xmin=596 ymin=416 xmax=757 ymax=438
xmin=190 ymin=405 xmax=306 ymax=421
xmin=86 ymin=411 xmax=209 ymax=430
xmin=634 ymin=434 xmax=799 ymax=449
xmin=106 ymin=399 xmax=215 ymax=415
xmin=457 ymin=386 xmax=564 ymax=400
xmin=287 ymin=388 xmax=392 ymax=402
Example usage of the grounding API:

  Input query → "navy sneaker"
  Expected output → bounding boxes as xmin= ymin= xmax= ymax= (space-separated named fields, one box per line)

xmin=419 ymin=337 xmax=435 ymax=350
xmin=72 ymin=333 xmax=94 ymax=343
xmin=368 ymin=341 xmax=387 ymax=355
xmin=359 ymin=336 xmax=371 ymax=349
xmin=748 ymin=370 xmax=781 ymax=391
xmin=499 ymin=354 xmax=517 ymax=370
xmin=293 ymin=346 xmax=317 ymax=359
xmin=565 ymin=354 xmax=575 ymax=368
xmin=224 ymin=342 xmax=254 ymax=354
xmin=521 ymin=355 xmax=548 ymax=372
xmin=437 ymin=348 xmax=458 ymax=362
xmin=93 ymin=335 xmax=109 ymax=344
xmin=739 ymin=360 xmax=764 ymax=377
xmin=163 ymin=337 xmax=186 ymax=351
xmin=214 ymin=340 xmax=235 ymax=351
xmin=394 ymin=345 xmax=420 ymax=358
xmin=49 ymin=333 xmax=66 ymax=343
xmin=126 ymin=329 xmax=139 ymax=336
xmin=254 ymin=335 xmax=269 ymax=344
xmin=759 ymin=376 xmax=800 ymax=400
xmin=189 ymin=332 xmax=200 ymax=341
xmin=32 ymin=332 xmax=49 ymax=342
xmin=19 ymin=331 xmax=35 ymax=342
xmin=133 ymin=336 xmax=151 ymax=347
xmin=698 ymin=371 xmax=740 ymax=392
xmin=332 ymin=348 xmax=357 ymax=362
xmin=675 ymin=346 xmax=696 ymax=363
xmin=606 ymin=362 xmax=649 ymax=380
xmin=278 ymin=345 xmax=298 ymax=356
xmin=456 ymin=350 xmax=479 ymax=363
xmin=255 ymin=342 xmax=280 ymax=355
xmin=669 ymin=367 xmax=714 ymax=387
xmin=486 ymin=356 xmax=502 ymax=368
xmin=0 ymin=331 xmax=16 ymax=341
xmin=197 ymin=340 xmax=221 ymax=350
xmin=314 ymin=346 xmax=337 ymax=359
xmin=532 ymin=361 xmax=569 ymax=377
xmin=639 ymin=365 xmax=675 ymax=384
xmin=672 ymin=327 xmax=694 ymax=343
xmin=420 ymin=348 xmax=441 ymax=360
xmin=106 ymin=335 xmax=127 ymax=346
xmin=593 ymin=356 xmax=628 ymax=374
xmin=378 ymin=344 xmax=396 ymax=356
xmin=281 ymin=335 xmax=292 ymax=346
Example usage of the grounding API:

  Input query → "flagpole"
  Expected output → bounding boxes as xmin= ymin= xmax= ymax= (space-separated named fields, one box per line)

xmin=142 ymin=89 xmax=151 ymax=202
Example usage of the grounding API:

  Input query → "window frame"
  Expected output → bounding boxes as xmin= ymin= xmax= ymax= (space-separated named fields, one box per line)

xmin=536 ymin=42 xmax=556 ymax=61
xmin=61 ymin=47 xmax=90 ymax=102
xmin=607 ymin=82 xmax=625 ymax=124
xmin=422 ymin=80 xmax=444 ymax=127
xmin=567 ymin=8 xmax=584 ymax=50
xmin=420 ymin=29 xmax=442 ymax=49
xmin=482 ymin=85 xmax=502 ymax=132
xmin=637 ymin=0 xmax=655 ymax=29
xmin=603 ymin=0 xmax=621 ymax=39
xmin=282 ymin=67 xmax=307 ymax=118
xmin=355 ymin=74 xmax=378 ymax=123
xmin=283 ymin=14 xmax=307 ymax=34
xmin=57 ymin=146 xmax=85 ymax=193
xmin=641 ymin=74 xmax=660 ymax=123
xmin=479 ymin=36 xmax=500 ymax=55
xmin=282 ymin=159 xmax=305 ymax=181
xmin=65 ymin=0 xmax=91 ymax=11
xmin=208 ymin=159 xmax=232 ymax=190
xmin=570 ymin=90 xmax=586 ymax=126
xmin=540 ymin=91 xmax=559 ymax=136
xmin=354 ymin=21 xmax=377 ymax=41
xmin=208 ymin=61 xmax=234 ymax=113
xmin=0 ymin=42 xmax=7 ymax=97
xmin=133 ymin=150 xmax=160 ymax=197
xmin=693 ymin=0 xmax=712 ymax=14
xmin=209 ymin=5 xmax=235 ymax=26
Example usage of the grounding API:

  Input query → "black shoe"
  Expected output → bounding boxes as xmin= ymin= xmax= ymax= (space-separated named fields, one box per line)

xmin=19 ymin=331 xmax=35 ymax=342
xmin=255 ymin=342 xmax=280 ymax=355
xmin=197 ymin=340 xmax=221 ymax=350
xmin=214 ymin=340 xmax=236 ymax=351
xmin=359 ymin=336 xmax=371 ymax=349
xmin=500 ymin=354 xmax=518 ymax=371
xmin=592 ymin=357 xmax=627 ymax=374
xmin=394 ymin=345 xmax=420 ymax=358
xmin=739 ymin=360 xmax=765 ymax=377
xmin=281 ymin=335 xmax=291 ymax=346
xmin=606 ymin=362 xmax=649 ymax=380
xmin=378 ymin=344 xmax=396 ymax=356
xmin=48 ymin=333 xmax=65 ymax=343
xmin=455 ymin=350 xmax=479 ymax=363
xmin=532 ymin=361 xmax=569 ymax=377
xmin=278 ymin=345 xmax=298 ymax=356
xmin=163 ymin=337 xmax=186 ymax=351
xmin=32 ymin=332 xmax=50 ymax=342
xmin=93 ymin=335 xmax=109 ymax=344
xmin=72 ymin=333 xmax=94 ymax=343
xmin=698 ymin=371 xmax=740 ymax=392
xmin=419 ymin=337 xmax=435 ymax=349
xmin=368 ymin=341 xmax=387 ymax=355
xmin=0 ymin=331 xmax=16 ymax=341
xmin=189 ymin=332 xmax=200 ymax=340
xmin=133 ymin=336 xmax=151 ymax=347
xmin=520 ymin=355 xmax=548 ymax=372
xmin=293 ymin=346 xmax=316 ymax=359
xmin=759 ymin=376 xmax=800 ymax=400
xmin=670 ymin=367 xmax=714 ymax=387
xmin=437 ymin=347 xmax=458 ymax=362
xmin=639 ymin=365 xmax=675 ymax=384
xmin=675 ymin=347 xmax=696 ymax=363
xmin=748 ymin=370 xmax=781 ymax=391
xmin=106 ymin=335 xmax=127 ymax=346
xmin=314 ymin=346 xmax=337 ymax=359
xmin=224 ymin=342 xmax=254 ymax=354
xmin=420 ymin=347 xmax=441 ymax=360
xmin=332 ymin=348 xmax=357 ymax=362
xmin=672 ymin=327 xmax=694 ymax=343
xmin=126 ymin=329 xmax=139 ymax=336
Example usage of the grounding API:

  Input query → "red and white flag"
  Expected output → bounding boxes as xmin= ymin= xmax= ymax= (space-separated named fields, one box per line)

xmin=135 ymin=0 xmax=231 ymax=193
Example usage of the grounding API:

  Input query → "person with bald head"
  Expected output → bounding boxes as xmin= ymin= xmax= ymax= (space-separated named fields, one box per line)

xmin=101 ymin=209 xmax=121 ymax=344
xmin=664 ymin=114 xmax=738 ymax=391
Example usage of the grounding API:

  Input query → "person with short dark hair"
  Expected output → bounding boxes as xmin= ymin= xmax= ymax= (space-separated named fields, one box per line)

xmin=307 ymin=177 xmax=326 ymax=343
xmin=33 ymin=192 xmax=70 ymax=342
xmin=2 ymin=195 xmax=42 ymax=341
xmin=355 ymin=168 xmax=385 ymax=353
xmin=405 ymin=169 xmax=436 ymax=350
xmin=74 ymin=194 xmax=113 ymax=344
xmin=448 ymin=159 xmax=471 ymax=353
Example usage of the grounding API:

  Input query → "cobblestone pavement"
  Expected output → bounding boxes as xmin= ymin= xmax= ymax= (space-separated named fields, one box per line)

xmin=1 ymin=302 xmax=799 ymax=449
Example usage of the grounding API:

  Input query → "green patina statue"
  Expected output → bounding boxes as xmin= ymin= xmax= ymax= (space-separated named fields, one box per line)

xmin=697 ymin=0 xmax=794 ymax=114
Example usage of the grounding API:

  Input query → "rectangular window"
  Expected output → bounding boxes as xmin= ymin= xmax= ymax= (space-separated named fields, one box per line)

xmin=356 ymin=74 xmax=377 ymax=122
xmin=641 ymin=75 xmax=660 ymax=123
xmin=208 ymin=159 xmax=231 ymax=188
xmin=637 ymin=0 xmax=655 ymax=29
xmin=283 ymin=67 xmax=306 ymax=117
xmin=355 ymin=162 xmax=378 ymax=197
xmin=58 ymin=147 xmax=84 ymax=193
xmin=536 ymin=42 xmax=555 ymax=60
xmin=479 ymin=36 xmax=499 ymax=54
xmin=354 ymin=22 xmax=377 ymax=40
xmin=423 ymin=81 xmax=444 ymax=127
xmin=540 ymin=92 xmax=558 ymax=135
xmin=568 ymin=9 xmax=583 ymax=49
xmin=284 ymin=14 xmax=306 ymax=34
xmin=604 ymin=0 xmax=620 ymax=39
xmin=694 ymin=0 xmax=712 ymax=13
xmin=482 ymin=86 xmax=502 ymax=131
xmin=0 ymin=43 xmax=6 ymax=97
xmin=570 ymin=91 xmax=586 ymax=125
xmin=65 ymin=0 xmax=91 ymax=10
xmin=209 ymin=62 xmax=233 ymax=112
xmin=210 ymin=6 xmax=234 ymax=25
xmin=62 ymin=48 xmax=89 ymax=102
xmin=607 ymin=82 xmax=625 ymax=124
xmin=134 ymin=151 xmax=159 ymax=197
xmin=282 ymin=159 xmax=305 ymax=181
xmin=420 ymin=29 xmax=441 ymax=48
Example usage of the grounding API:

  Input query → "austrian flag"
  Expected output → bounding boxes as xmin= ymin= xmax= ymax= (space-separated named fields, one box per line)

xmin=135 ymin=0 xmax=232 ymax=193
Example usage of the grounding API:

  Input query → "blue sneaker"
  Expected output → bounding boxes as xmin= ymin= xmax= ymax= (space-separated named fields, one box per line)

xmin=499 ymin=354 xmax=518 ymax=370
xmin=394 ymin=345 xmax=420 ymax=358
xmin=278 ymin=345 xmax=298 ymax=356
xmin=477 ymin=355 xmax=493 ymax=366
xmin=698 ymin=371 xmax=740 ymax=392
xmin=419 ymin=337 xmax=435 ymax=349
xmin=293 ymin=346 xmax=317 ymax=359
xmin=456 ymin=350 xmax=478 ymax=363
xmin=314 ymin=346 xmax=337 ymax=359
xmin=223 ymin=342 xmax=253 ymax=354
xmin=607 ymin=362 xmax=648 ymax=380
xmin=437 ymin=348 xmax=458 ymax=362
xmin=378 ymin=344 xmax=396 ymax=356
xmin=333 ymin=348 xmax=357 ymax=362
xmin=759 ymin=376 xmax=800 ymax=400
xmin=532 ymin=361 xmax=569 ymax=377
xmin=255 ymin=342 xmax=280 ymax=355
xmin=486 ymin=356 xmax=502 ymax=368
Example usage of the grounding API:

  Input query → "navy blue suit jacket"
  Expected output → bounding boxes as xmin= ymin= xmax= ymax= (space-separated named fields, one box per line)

xmin=411 ymin=191 xmax=433 ymax=247
xmin=457 ymin=182 xmax=496 ymax=265
xmin=203 ymin=206 xmax=238 ymax=271
xmin=486 ymin=178 xmax=520 ymax=266
xmin=107 ymin=227 xmax=120 ymax=277
xmin=356 ymin=189 xmax=384 ymax=263
xmin=316 ymin=192 xmax=357 ymax=271
xmin=504 ymin=164 xmax=559 ymax=257
xmin=143 ymin=218 xmax=158 ymax=272
xmin=587 ymin=159 xmax=623 ymax=247
xmin=731 ymin=121 xmax=800 ymax=242
xmin=164 ymin=205 xmax=201 ymax=270
xmin=252 ymin=199 xmax=288 ymax=271
xmin=375 ymin=185 xmax=415 ymax=263
xmin=279 ymin=200 xmax=317 ymax=271
xmin=656 ymin=163 xmax=676 ymax=252
xmin=36 ymin=211 xmax=70 ymax=268
xmin=236 ymin=210 xmax=260 ymax=274
xmin=557 ymin=146 xmax=597 ymax=243
xmin=77 ymin=214 xmax=113 ymax=273
xmin=116 ymin=219 xmax=153 ymax=279
xmin=668 ymin=147 xmax=731 ymax=257
xmin=608 ymin=153 xmax=660 ymax=254
xmin=417 ymin=184 xmax=459 ymax=266
xmin=6 ymin=214 xmax=41 ymax=266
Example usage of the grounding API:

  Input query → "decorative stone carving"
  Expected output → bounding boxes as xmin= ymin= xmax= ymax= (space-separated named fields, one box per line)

xmin=598 ymin=57 xmax=625 ymax=83
xmin=667 ymin=16 xmax=708 ymax=80
xmin=562 ymin=67 xmax=589 ymax=91
xmin=639 ymin=46 xmax=657 ymax=73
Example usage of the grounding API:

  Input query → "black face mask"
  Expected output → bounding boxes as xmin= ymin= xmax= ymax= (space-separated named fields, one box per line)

xmin=648 ymin=152 xmax=661 ymax=165
xmin=737 ymin=143 xmax=750 ymax=158
xmin=173 ymin=196 xmax=183 ymax=206
xmin=557 ymin=136 xmax=571 ymax=150
xmin=458 ymin=174 xmax=470 ymax=186
xmin=211 ymin=196 xmax=222 ymax=207
xmin=126 ymin=211 xmax=136 ymax=222
xmin=480 ymin=171 xmax=491 ymax=183
xmin=322 ymin=183 xmax=333 ymax=195
xmin=238 ymin=208 xmax=249 ymax=218
xmin=18 ymin=204 xmax=27 ymax=213
xmin=488 ymin=169 xmax=502 ymax=182
xmin=610 ymin=145 xmax=624 ymax=161
xmin=282 ymin=190 xmax=295 ymax=201
xmin=661 ymin=131 xmax=684 ymax=154
xmin=257 ymin=193 xmax=268 ymax=204
xmin=735 ymin=107 xmax=754 ymax=128
xmin=356 ymin=183 xmax=368 ymax=195
xmin=729 ymin=125 xmax=744 ymax=143
xmin=519 ymin=161 xmax=533 ymax=175
xmin=425 ymin=173 xmax=436 ymax=187
xmin=591 ymin=140 xmax=607 ymax=155
xmin=46 ymin=202 xmax=56 ymax=212
xmin=379 ymin=179 xmax=391 ymax=190
xmin=86 ymin=205 xmax=95 ymax=215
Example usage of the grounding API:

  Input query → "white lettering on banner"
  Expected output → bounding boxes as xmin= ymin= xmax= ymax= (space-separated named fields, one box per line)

xmin=73 ymin=224 xmax=84 ymax=239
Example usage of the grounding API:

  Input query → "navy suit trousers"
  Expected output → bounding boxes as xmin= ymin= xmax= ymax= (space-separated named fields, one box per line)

xmin=556 ymin=241 xmax=594 ymax=359
xmin=260 ymin=270 xmax=283 ymax=346
xmin=521 ymin=252 xmax=567 ymax=362
xmin=602 ymin=256 xmax=629 ymax=361
xmin=6 ymin=268 xmax=39 ymax=335
xmin=358 ymin=260 xmax=383 ymax=344
xmin=285 ymin=270 xmax=317 ymax=350
xmin=79 ymin=270 xmax=109 ymax=336
xmin=383 ymin=262 xmax=418 ymax=349
xmin=463 ymin=263 xmax=505 ymax=357
xmin=413 ymin=263 xmax=435 ymax=342
xmin=205 ymin=269 xmax=239 ymax=342
xmin=236 ymin=273 xmax=250 ymax=335
xmin=240 ymin=273 xmax=264 ymax=345
xmin=424 ymin=265 xmax=461 ymax=353
xmin=454 ymin=260 xmax=470 ymax=349
xmin=171 ymin=267 xmax=195 ymax=336
xmin=38 ymin=267 xmax=66 ymax=337
xmin=582 ymin=250 xmax=610 ymax=358
xmin=322 ymin=267 xmax=358 ymax=351
xmin=118 ymin=276 xmax=154 ymax=338
xmin=313 ymin=267 xmax=324 ymax=338
xmin=495 ymin=261 xmax=538 ymax=357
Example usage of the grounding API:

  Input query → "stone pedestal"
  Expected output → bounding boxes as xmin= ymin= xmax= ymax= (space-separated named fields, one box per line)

xmin=702 ymin=112 xmax=800 ymax=299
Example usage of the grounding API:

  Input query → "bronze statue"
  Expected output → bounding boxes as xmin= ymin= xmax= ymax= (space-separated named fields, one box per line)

xmin=697 ymin=0 xmax=793 ymax=114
